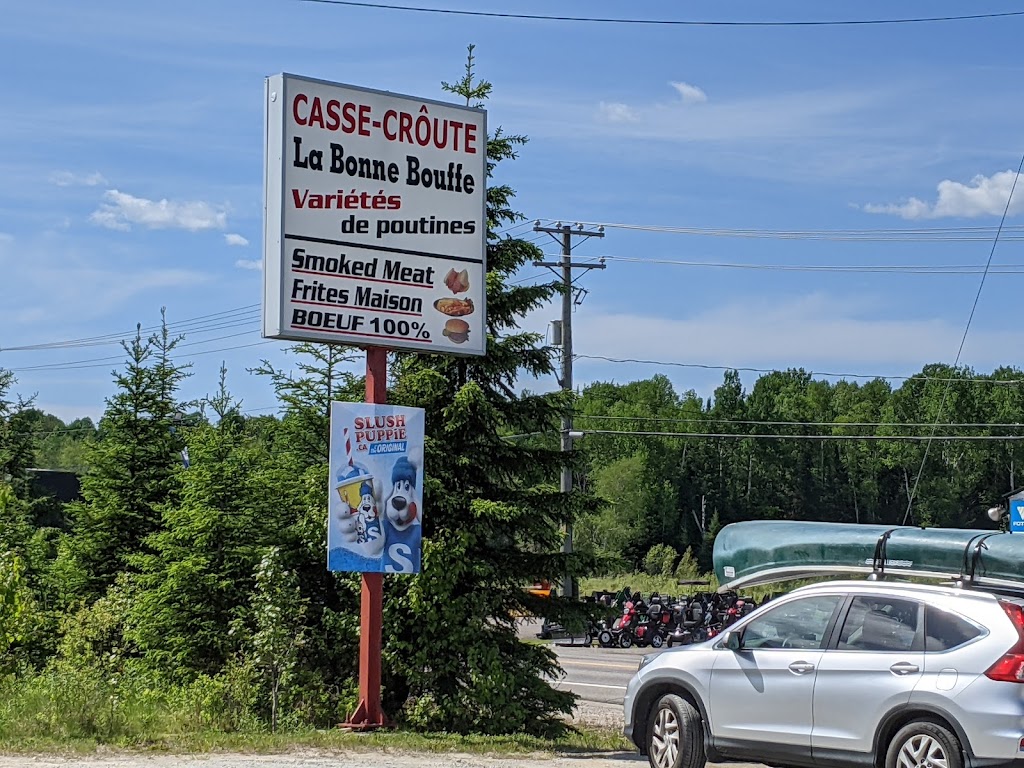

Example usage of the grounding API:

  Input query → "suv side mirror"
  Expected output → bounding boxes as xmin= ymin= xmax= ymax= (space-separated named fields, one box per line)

xmin=722 ymin=631 xmax=742 ymax=651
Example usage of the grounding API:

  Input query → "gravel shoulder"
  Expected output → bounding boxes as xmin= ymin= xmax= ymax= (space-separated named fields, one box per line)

xmin=0 ymin=755 xmax=643 ymax=768
xmin=0 ymin=752 xmax=767 ymax=768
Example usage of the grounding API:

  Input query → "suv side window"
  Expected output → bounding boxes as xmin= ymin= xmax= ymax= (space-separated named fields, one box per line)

xmin=837 ymin=596 xmax=922 ymax=652
xmin=925 ymin=605 xmax=983 ymax=652
xmin=740 ymin=595 xmax=840 ymax=650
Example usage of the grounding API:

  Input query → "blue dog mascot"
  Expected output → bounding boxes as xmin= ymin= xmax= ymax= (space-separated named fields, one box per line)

xmin=381 ymin=456 xmax=422 ymax=573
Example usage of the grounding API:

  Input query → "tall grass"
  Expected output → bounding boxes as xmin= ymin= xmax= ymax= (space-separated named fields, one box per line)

xmin=0 ymin=660 xmax=263 ymax=749
xmin=0 ymin=667 xmax=627 ymax=754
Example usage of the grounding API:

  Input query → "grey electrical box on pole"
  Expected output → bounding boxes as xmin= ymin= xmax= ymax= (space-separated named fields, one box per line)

xmin=550 ymin=320 xmax=563 ymax=347
xmin=533 ymin=222 xmax=605 ymax=599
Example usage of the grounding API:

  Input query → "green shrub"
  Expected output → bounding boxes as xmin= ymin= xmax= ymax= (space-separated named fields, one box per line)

xmin=643 ymin=544 xmax=678 ymax=577
xmin=166 ymin=657 xmax=261 ymax=733
xmin=674 ymin=548 xmax=701 ymax=582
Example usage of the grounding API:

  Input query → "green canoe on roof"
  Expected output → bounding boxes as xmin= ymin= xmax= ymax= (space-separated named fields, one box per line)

xmin=713 ymin=520 xmax=1024 ymax=592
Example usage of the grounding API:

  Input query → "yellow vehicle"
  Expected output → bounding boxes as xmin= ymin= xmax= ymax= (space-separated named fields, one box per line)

xmin=526 ymin=580 xmax=552 ymax=599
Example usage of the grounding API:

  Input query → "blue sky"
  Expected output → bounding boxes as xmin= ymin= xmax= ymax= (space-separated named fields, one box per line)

xmin=3 ymin=1 xmax=1024 ymax=423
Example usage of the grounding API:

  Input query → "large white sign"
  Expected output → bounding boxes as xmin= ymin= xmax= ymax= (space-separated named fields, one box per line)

xmin=263 ymin=73 xmax=487 ymax=356
xmin=327 ymin=402 xmax=426 ymax=574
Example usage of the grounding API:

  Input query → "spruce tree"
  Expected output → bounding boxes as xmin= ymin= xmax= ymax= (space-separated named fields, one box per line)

xmin=249 ymin=346 xmax=366 ymax=721
xmin=56 ymin=316 xmax=189 ymax=604
xmin=0 ymin=369 xmax=35 ymax=498
xmin=380 ymin=47 xmax=591 ymax=736
xmin=0 ymin=370 xmax=34 ymax=556
xmin=128 ymin=366 xmax=274 ymax=676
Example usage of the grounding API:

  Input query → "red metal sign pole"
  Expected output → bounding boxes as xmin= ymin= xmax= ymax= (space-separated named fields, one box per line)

xmin=344 ymin=346 xmax=389 ymax=729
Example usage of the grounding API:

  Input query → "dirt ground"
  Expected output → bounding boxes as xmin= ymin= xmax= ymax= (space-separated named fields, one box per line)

xmin=0 ymin=752 xmax=646 ymax=767
xmin=0 ymin=752 xmax=774 ymax=768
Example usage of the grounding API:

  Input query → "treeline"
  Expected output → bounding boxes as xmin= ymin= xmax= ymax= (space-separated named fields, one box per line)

xmin=0 ymin=64 xmax=592 ymax=741
xmin=573 ymin=368 xmax=1023 ymax=571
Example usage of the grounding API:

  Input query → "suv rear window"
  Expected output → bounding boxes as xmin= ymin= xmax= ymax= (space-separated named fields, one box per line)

xmin=924 ymin=605 xmax=983 ymax=652
xmin=837 ymin=596 xmax=921 ymax=652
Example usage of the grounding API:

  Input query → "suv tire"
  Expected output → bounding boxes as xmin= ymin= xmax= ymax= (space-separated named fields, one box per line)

xmin=647 ymin=693 xmax=706 ymax=768
xmin=885 ymin=721 xmax=963 ymax=768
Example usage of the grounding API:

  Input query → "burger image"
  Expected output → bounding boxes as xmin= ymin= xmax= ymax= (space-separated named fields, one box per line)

xmin=442 ymin=318 xmax=470 ymax=344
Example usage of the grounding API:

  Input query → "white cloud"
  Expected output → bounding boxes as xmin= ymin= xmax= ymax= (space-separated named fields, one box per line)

xmin=670 ymin=81 xmax=708 ymax=104
xmin=224 ymin=233 xmax=249 ymax=246
xmin=863 ymin=170 xmax=1024 ymax=219
xmin=540 ymin=85 xmax=888 ymax=146
xmin=593 ymin=82 xmax=711 ymax=129
xmin=522 ymin=292 xmax=1022 ymax=377
xmin=597 ymin=101 xmax=639 ymax=123
xmin=90 ymin=189 xmax=228 ymax=232
xmin=50 ymin=170 xmax=107 ymax=187
xmin=235 ymin=259 xmax=262 ymax=271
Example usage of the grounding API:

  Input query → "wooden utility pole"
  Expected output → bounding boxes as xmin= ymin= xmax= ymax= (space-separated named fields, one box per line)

xmin=533 ymin=222 xmax=605 ymax=598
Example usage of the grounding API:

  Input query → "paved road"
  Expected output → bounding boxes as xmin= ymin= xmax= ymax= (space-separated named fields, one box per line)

xmin=551 ymin=642 xmax=657 ymax=705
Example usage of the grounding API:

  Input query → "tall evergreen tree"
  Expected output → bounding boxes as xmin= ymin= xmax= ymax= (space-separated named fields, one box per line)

xmin=56 ymin=317 xmax=189 ymax=604
xmin=128 ymin=367 xmax=282 ymax=676
xmin=0 ymin=368 xmax=34 ymax=556
xmin=251 ymin=344 xmax=366 ymax=716
xmin=0 ymin=369 xmax=35 ymax=497
xmin=380 ymin=47 xmax=591 ymax=736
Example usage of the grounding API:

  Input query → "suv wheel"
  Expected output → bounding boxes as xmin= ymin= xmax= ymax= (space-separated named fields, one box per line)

xmin=885 ymin=721 xmax=963 ymax=768
xmin=647 ymin=694 xmax=706 ymax=768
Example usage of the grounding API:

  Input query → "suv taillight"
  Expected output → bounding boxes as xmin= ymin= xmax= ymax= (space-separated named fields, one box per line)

xmin=985 ymin=600 xmax=1024 ymax=683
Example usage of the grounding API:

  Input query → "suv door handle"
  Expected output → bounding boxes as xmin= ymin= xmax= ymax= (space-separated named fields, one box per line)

xmin=890 ymin=662 xmax=920 ymax=676
xmin=789 ymin=661 xmax=815 ymax=674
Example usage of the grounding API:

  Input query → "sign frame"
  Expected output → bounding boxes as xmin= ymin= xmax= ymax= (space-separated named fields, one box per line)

xmin=263 ymin=72 xmax=488 ymax=357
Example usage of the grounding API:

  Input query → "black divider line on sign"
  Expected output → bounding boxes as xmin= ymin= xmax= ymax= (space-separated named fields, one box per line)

xmin=292 ymin=268 xmax=434 ymax=289
xmin=291 ymin=298 xmax=423 ymax=317
xmin=288 ymin=324 xmax=435 ymax=344
xmin=284 ymin=233 xmax=483 ymax=264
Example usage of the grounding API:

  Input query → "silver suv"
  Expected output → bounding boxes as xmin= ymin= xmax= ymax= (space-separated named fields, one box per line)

xmin=623 ymin=580 xmax=1024 ymax=768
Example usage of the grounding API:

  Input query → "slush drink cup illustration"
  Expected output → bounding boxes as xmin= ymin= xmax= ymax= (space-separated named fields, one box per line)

xmin=335 ymin=426 xmax=370 ymax=506
xmin=333 ymin=466 xmax=383 ymax=558
xmin=336 ymin=467 xmax=373 ymax=508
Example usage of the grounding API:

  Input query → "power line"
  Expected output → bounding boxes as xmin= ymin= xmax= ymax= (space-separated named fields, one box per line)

xmin=904 ymin=150 xmax=1024 ymax=525
xmin=563 ymin=220 xmax=1024 ymax=242
xmin=10 ymin=339 xmax=277 ymax=373
xmin=508 ymin=272 xmax=552 ymax=286
xmin=583 ymin=429 xmax=1024 ymax=442
xmin=575 ymin=414 xmax=1024 ymax=430
xmin=22 ymin=404 xmax=285 ymax=438
xmin=495 ymin=220 xmax=536 ymax=238
xmin=584 ymin=254 xmax=1024 ymax=275
xmin=1 ymin=305 xmax=261 ymax=352
xmin=23 ymin=425 xmax=97 ymax=437
xmin=8 ymin=329 xmax=265 ymax=372
xmin=574 ymin=354 xmax=1024 ymax=385
xmin=295 ymin=1 xmax=1024 ymax=27
xmin=32 ymin=416 xmax=1024 ymax=444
